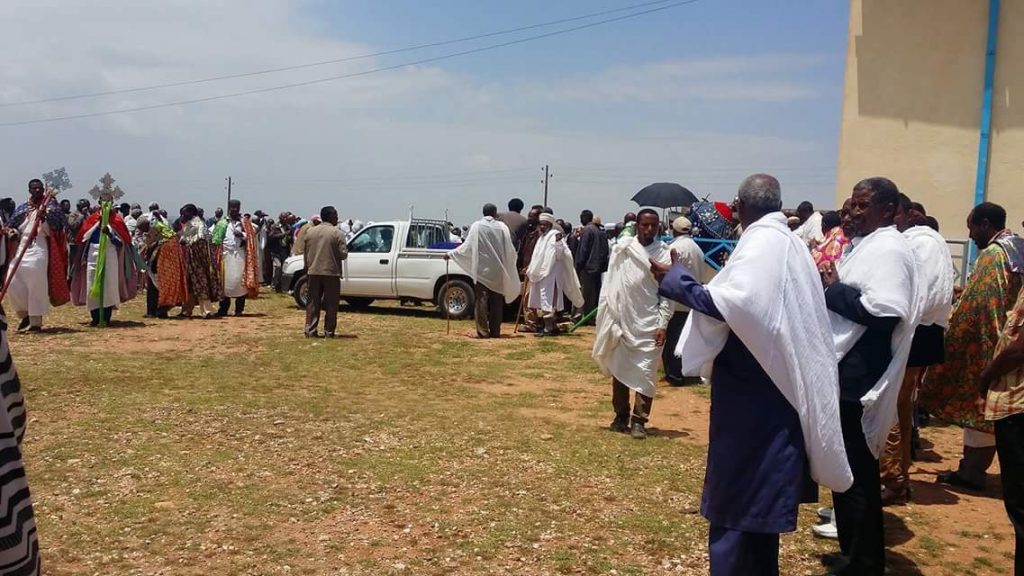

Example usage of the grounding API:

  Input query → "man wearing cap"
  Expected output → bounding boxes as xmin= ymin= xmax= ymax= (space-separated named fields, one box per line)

xmin=574 ymin=209 xmax=609 ymax=323
xmin=664 ymin=216 xmax=708 ymax=386
xmin=526 ymin=212 xmax=584 ymax=336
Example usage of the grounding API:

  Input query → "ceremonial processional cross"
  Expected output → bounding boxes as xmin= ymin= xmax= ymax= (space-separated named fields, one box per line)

xmin=88 ymin=173 xmax=126 ymax=201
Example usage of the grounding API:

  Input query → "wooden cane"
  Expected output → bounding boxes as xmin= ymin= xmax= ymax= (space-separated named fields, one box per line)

xmin=445 ymin=257 xmax=451 ymax=336
xmin=513 ymin=278 xmax=530 ymax=334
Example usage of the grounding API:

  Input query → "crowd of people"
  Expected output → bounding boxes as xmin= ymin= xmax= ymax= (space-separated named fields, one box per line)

xmin=0 ymin=181 xmax=365 ymax=329
xmin=438 ymin=177 xmax=1024 ymax=575
xmin=1 ymin=173 xmax=1024 ymax=575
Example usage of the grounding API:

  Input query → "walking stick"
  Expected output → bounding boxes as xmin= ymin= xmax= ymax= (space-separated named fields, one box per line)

xmin=569 ymin=306 xmax=599 ymax=333
xmin=0 ymin=190 xmax=54 ymax=302
xmin=444 ymin=257 xmax=451 ymax=335
xmin=513 ymin=278 xmax=530 ymax=334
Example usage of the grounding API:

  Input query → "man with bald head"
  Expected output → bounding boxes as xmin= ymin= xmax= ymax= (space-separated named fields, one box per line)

xmin=653 ymin=174 xmax=852 ymax=576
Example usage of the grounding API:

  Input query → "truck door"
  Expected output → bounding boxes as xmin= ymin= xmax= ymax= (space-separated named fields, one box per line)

xmin=342 ymin=224 xmax=398 ymax=297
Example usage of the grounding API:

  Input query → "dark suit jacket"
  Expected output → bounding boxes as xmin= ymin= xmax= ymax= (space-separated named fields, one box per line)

xmin=825 ymin=282 xmax=899 ymax=403
xmin=574 ymin=223 xmax=609 ymax=275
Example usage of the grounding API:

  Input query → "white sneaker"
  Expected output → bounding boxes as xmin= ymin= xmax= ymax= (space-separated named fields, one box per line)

xmin=816 ymin=507 xmax=832 ymax=522
xmin=812 ymin=516 xmax=838 ymax=540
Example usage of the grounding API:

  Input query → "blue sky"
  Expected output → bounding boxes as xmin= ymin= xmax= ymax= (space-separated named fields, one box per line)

xmin=0 ymin=0 xmax=850 ymax=224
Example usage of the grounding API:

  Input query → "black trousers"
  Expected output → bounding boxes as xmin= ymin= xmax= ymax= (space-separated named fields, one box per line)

xmin=474 ymin=283 xmax=503 ymax=338
xmin=832 ymin=400 xmax=885 ymax=575
xmin=218 ymin=297 xmax=246 ymax=316
xmin=146 ymin=275 xmax=160 ymax=317
xmin=578 ymin=271 xmax=602 ymax=321
xmin=662 ymin=311 xmax=689 ymax=380
xmin=612 ymin=379 xmax=653 ymax=425
xmin=996 ymin=413 xmax=1024 ymax=576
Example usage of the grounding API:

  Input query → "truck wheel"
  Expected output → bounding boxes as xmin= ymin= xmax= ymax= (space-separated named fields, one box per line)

xmin=292 ymin=275 xmax=309 ymax=308
xmin=345 ymin=298 xmax=375 ymax=309
xmin=438 ymin=279 xmax=474 ymax=320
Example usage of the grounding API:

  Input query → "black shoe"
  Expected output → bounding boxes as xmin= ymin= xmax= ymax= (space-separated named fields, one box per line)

xmin=630 ymin=422 xmax=647 ymax=440
xmin=936 ymin=471 xmax=985 ymax=492
xmin=214 ymin=311 xmax=228 ymax=318
xmin=305 ymin=332 xmax=319 ymax=338
xmin=609 ymin=416 xmax=629 ymax=433
xmin=665 ymin=375 xmax=686 ymax=387
xmin=820 ymin=553 xmax=849 ymax=569
xmin=26 ymin=326 xmax=42 ymax=333
xmin=324 ymin=333 xmax=336 ymax=339
xmin=16 ymin=317 xmax=30 ymax=332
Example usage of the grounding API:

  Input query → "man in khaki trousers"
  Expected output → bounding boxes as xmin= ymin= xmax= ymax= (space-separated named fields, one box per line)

xmin=303 ymin=206 xmax=348 ymax=338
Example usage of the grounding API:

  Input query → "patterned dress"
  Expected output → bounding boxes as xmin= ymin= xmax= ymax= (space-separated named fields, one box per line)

xmin=181 ymin=218 xmax=222 ymax=303
xmin=0 ymin=309 xmax=41 ymax=575
xmin=919 ymin=231 xmax=1024 ymax=432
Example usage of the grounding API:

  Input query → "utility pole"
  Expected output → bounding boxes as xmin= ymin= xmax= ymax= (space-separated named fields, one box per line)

xmin=225 ymin=176 xmax=233 ymax=208
xmin=541 ymin=164 xmax=553 ymax=207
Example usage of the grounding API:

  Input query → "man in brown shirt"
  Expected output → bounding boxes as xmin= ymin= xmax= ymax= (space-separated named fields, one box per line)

xmin=303 ymin=206 xmax=348 ymax=338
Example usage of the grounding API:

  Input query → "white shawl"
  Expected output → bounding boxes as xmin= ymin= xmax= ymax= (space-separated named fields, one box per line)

xmin=675 ymin=213 xmax=853 ymax=492
xmin=831 ymin=225 xmax=921 ymax=459
xmin=904 ymin=226 xmax=954 ymax=328
xmin=448 ymin=217 xmax=521 ymax=303
xmin=527 ymin=229 xmax=584 ymax=308
xmin=592 ymin=237 xmax=672 ymax=397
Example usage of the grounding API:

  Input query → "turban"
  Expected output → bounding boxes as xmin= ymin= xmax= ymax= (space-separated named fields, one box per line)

xmin=539 ymin=213 xmax=556 ymax=225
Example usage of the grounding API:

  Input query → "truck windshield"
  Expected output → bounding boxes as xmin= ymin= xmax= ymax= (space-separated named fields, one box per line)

xmin=349 ymin=225 xmax=394 ymax=253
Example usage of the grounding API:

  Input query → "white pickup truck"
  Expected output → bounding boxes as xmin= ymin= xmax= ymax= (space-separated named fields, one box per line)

xmin=281 ymin=219 xmax=478 ymax=319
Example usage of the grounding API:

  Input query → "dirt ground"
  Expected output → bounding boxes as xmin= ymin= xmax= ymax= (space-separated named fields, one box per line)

xmin=9 ymin=294 xmax=1017 ymax=575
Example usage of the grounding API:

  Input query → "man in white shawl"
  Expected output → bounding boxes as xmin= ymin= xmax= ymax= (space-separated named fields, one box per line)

xmin=819 ymin=177 xmax=920 ymax=576
xmin=446 ymin=204 xmax=521 ymax=338
xmin=593 ymin=209 xmax=672 ymax=440
xmin=878 ymin=195 xmax=954 ymax=505
xmin=795 ymin=200 xmax=825 ymax=248
xmin=652 ymin=174 xmax=852 ymax=576
xmin=526 ymin=212 xmax=583 ymax=337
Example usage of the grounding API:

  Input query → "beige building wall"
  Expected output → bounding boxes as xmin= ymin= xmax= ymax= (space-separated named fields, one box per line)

xmin=836 ymin=0 xmax=1024 ymax=238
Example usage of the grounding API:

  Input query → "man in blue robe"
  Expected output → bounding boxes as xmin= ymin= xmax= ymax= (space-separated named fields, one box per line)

xmin=653 ymin=174 xmax=852 ymax=576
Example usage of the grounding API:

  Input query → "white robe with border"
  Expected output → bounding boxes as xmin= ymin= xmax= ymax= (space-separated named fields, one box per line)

xmin=593 ymin=237 xmax=672 ymax=398
xmin=676 ymin=212 xmax=853 ymax=492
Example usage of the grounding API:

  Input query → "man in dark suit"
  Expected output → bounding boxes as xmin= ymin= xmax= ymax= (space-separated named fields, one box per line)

xmin=497 ymin=198 xmax=528 ymax=248
xmin=574 ymin=209 xmax=609 ymax=322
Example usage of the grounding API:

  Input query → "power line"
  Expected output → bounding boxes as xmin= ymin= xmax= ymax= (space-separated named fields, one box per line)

xmin=0 ymin=0 xmax=699 ymax=127
xmin=1 ymin=0 xmax=683 ymax=109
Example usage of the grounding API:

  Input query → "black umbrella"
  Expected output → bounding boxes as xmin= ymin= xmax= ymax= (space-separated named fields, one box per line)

xmin=630 ymin=182 xmax=698 ymax=209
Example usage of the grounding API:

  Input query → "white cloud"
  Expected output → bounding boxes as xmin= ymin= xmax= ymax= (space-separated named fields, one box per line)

xmin=0 ymin=1 xmax=838 ymax=226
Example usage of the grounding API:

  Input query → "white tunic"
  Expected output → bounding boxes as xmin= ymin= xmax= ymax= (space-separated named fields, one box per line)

xmin=85 ymin=240 xmax=121 ymax=311
xmin=592 ymin=238 xmax=672 ymax=397
xmin=7 ymin=210 xmax=50 ymax=318
xmin=526 ymin=229 xmax=584 ymax=313
xmin=221 ymin=220 xmax=248 ymax=298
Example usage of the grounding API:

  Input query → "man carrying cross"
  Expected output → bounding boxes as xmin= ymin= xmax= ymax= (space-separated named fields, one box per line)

xmin=5 ymin=179 xmax=68 ymax=332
